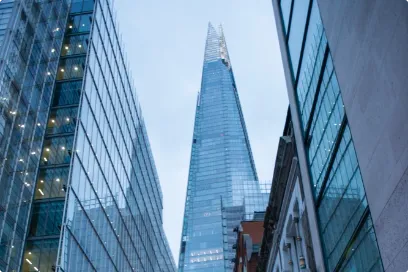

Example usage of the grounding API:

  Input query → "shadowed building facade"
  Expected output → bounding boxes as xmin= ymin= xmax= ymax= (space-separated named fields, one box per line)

xmin=269 ymin=0 xmax=408 ymax=271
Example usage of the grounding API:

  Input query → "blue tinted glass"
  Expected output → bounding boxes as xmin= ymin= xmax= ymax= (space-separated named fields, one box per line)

xmin=339 ymin=215 xmax=382 ymax=271
xmin=0 ymin=1 xmax=70 ymax=269
xmin=286 ymin=1 xmax=384 ymax=270
xmin=178 ymin=24 xmax=265 ymax=272
xmin=288 ymin=0 xmax=310 ymax=78
xmin=280 ymin=0 xmax=293 ymax=33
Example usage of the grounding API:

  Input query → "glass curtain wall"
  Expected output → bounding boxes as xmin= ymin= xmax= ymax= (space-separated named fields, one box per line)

xmin=0 ymin=1 xmax=70 ymax=271
xmin=278 ymin=0 xmax=383 ymax=271
xmin=56 ymin=0 xmax=175 ymax=271
xmin=22 ymin=2 xmax=92 ymax=272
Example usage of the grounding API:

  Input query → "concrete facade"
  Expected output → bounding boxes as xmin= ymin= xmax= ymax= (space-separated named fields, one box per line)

xmin=316 ymin=1 xmax=408 ymax=270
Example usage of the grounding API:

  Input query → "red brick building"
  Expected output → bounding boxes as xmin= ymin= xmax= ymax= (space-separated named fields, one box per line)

xmin=233 ymin=219 xmax=264 ymax=272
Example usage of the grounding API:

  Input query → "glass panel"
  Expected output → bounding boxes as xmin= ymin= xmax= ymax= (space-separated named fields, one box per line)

xmin=339 ymin=215 xmax=383 ymax=271
xmin=28 ymin=202 xmax=64 ymax=237
xmin=61 ymin=34 xmax=89 ymax=56
xmin=308 ymin=65 xmax=344 ymax=195
xmin=40 ymin=136 xmax=74 ymax=166
xmin=280 ymin=0 xmax=293 ymax=33
xmin=66 ymin=14 xmax=92 ymax=34
xmin=296 ymin=0 xmax=326 ymax=128
xmin=22 ymin=239 xmax=59 ymax=272
xmin=52 ymin=80 xmax=82 ymax=107
xmin=34 ymin=167 xmax=69 ymax=199
xmin=288 ymin=0 xmax=310 ymax=78
xmin=46 ymin=107 xmax=78 ymax=135
xmin=57 ymin=57 xmax=86 ymax=81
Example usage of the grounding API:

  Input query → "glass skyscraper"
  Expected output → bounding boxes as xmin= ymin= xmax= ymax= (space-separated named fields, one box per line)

xmin=0 ymin=0 xmax=175 ymax=271
xmin=178 ymin=24 xmax=267 ymax=272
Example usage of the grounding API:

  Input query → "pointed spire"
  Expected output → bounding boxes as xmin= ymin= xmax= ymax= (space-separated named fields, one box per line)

xmin=203 ymin=22 xmax=231 ymax=68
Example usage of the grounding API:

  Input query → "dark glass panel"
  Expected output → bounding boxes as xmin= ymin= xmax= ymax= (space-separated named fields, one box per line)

xmin=22 ymin=239 xmax=59 ymax=272
xmin=40 ymin=136 xmax=74 ymax=166
xmin=46 ymin=107 xmax=78 ymax=135
xmin=60 ymin=34 xmax=89 ymax=56
xmin=34 ymin=167 xmax=69 ymax=200
xmin=52 ymin=80 xmax=82 ymax=107
xmin=57 ymin=57 xmax=86 ymax=81
xmin=28 ymin=202 xmax=64 ymax=237
xmin=288 ymin=0 xmax=310 ymax=78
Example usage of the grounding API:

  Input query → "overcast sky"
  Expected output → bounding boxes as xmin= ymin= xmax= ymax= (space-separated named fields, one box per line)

xmin=114 ymin=0 xmax=288 ymax=264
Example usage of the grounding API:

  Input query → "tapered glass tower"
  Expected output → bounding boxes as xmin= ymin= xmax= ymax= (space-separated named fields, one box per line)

xmin=178 ymin=24 xmax=265 ymax=272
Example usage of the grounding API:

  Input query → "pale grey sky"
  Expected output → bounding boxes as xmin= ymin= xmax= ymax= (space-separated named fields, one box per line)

xmin=115 ymin=0 xmax=288 ymax=263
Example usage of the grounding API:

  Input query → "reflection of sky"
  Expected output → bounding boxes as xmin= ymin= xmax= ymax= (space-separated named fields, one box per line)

xmin=115 ymin=0 xmax=288 ymax=262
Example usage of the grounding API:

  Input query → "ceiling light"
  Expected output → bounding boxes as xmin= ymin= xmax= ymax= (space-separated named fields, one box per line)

xmin=38 ymin=189 xmax=44 ymax=196
xmin=26 ymin=259 xmax=32 ymax=265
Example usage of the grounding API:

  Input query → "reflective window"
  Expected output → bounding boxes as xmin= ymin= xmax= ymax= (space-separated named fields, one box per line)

xmin=287 ymin=0 xmax=310 ymax=78
xmin=35 ymin=168 xmax=68 ymax=199
xmin=71 ymin=0 xmax=94 ymax=13
xmin=318 ymin=126 xmax=368 ymax=270
xmin=307 ymin=56 xmax=344 ymax=195
xmin=66 ymin=14 xmax=92 ymax=34
xmin=57 ymin=57 xmax=85 ymax=80
xmin=40 ymin=136 xmax=74 ymax=166
xmin=52 ymin=80 xmax=82 ymax=106
xmin=61 ymin=34 xmax=89 ymax=56
xmin=22 ymin=239 xmax=59 ymax=272
xmin=339 ymin=215 xmax=383 ymax=272
xmin=280 ymin=0 xmax=293 ymax=33
xmin=29 ymin=202 xmax=64 ymax=237
xmin=296 ymin=0 xmax=326 ymax=128
xmin=46 ymin=107 xmax=78 ymax=135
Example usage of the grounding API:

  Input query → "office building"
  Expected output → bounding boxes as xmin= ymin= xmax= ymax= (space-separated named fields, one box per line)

xmin=0 ymin=0 xmax=175 ymax=271
xmin=178 ymin=24 xmax=266 ymax=272
xmin=271 ymin=0 xmax=408 ymax=271
xmin=258 ymin=110 xmax=317 ymax=271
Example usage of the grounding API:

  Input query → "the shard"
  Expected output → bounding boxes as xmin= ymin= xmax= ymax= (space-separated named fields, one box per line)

xmin=178 ymin=23 xmax=268 ymax=272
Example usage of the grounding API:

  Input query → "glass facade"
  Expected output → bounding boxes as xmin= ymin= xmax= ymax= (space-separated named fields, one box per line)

xmin=178 ymin=24 xmax=265 ymax=272
xmin=0 ymin=0 xmax=175 ymax=271
xmin=0 ymin=1 xmax=70 ymax=271
xmin=278 ymin=0 xmax=383 ymax=271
